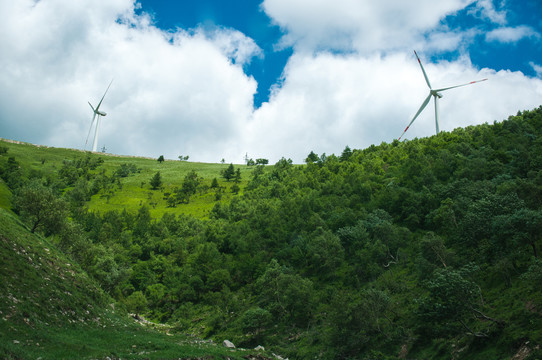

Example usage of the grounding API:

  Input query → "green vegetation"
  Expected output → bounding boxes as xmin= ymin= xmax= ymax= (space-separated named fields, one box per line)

xmin=1 ymin=106 xmax=542 ymax=359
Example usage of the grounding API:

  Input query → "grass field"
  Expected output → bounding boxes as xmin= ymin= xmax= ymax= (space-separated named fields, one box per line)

xmin=0 ymin=139 xmax=259 ymax=218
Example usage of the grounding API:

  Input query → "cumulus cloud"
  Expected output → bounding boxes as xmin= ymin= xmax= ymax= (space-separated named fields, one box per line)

xmin=0 ymin=0 xmax=260 ymax=162
xmin=261 ymin=0 xmax=475 ymax=53
xmin=248 ymin=52 xmax=542 ymax=163
xmin=467 ymin=0 xmax=507 ymax=25
xmin=486 ymin=25 xmax=540 ymax=43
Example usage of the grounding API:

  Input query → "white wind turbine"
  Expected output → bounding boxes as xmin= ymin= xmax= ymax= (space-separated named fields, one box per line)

xmin=85 ymin=79 xmax=113 ymax=152
xmin=398 ymin=51 xmax=487 ymax=141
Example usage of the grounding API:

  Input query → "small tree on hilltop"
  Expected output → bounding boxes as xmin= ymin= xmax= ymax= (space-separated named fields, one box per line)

xmin=157 ymin=155 xmax=165 ymax=163
xmin=305 ymin=151 xmax=319 ymax=164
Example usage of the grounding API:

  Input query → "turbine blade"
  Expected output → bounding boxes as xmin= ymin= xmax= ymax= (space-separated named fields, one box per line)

xmin=85 ymin=113 xmax=97 ymax=146
xmin=414 ymin=50 xmax=432 ymax=90
xmin=399 ymin=93 xmax=432 ymax=141
xmin=434 ymin=78 xmax=488 ymax=92
xmin=95 ymin=79 xmax=113 ymax=111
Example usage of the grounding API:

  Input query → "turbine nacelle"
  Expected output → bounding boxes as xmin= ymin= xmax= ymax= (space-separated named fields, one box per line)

xmin=88 ymin=102 xmax=107 ymax=116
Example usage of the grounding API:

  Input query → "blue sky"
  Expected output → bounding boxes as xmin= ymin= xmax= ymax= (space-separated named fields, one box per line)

xmin=0 ymin=0 xmax=541 ymax=163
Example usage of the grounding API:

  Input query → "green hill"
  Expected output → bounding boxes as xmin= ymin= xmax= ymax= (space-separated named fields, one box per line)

xmin=1 ymin=107 xmax=542 ymax=359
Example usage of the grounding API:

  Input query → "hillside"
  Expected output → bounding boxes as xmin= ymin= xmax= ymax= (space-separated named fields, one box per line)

xmin=1 ymin=106 xmax=542 ymax=359
xmin=0 ymin=205 xmax=274 ymax=359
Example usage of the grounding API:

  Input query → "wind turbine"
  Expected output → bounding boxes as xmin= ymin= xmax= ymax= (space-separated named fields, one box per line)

xmin=85 ymin=79 xmax=113 ymax=152
xmin=398 ymin=51 xmax=487 ymax=140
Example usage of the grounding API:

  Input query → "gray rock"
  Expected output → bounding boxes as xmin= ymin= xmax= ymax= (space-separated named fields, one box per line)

xmin=223 ymin=339 xmax=235 ymax=348
xmin=255 ymin=345 xmax=265 ymax=351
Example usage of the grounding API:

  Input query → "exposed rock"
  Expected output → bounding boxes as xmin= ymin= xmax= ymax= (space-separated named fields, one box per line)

xmin=511 ymin=341 xmax=540 ymax=360
xmin=255 ymin=345 xmax=265 ymax=351
xmin=223 ymin=339 xmax=235 ymax=348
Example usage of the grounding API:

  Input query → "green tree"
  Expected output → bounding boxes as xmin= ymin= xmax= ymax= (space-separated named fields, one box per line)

xmin=182 ymin=170 xmax=200 ymax=197
xmin=234 ymin=168 xmax=242 ymax=183
xmin=221 ymin=163 xmax=235 ymax=182
xmin=150 ymin=171 xmax=162 ymax=190
xmin=240 ymin=307 xmax=272 ymax=335
xmin=419 ymin=266 xmax=501 ymax=337
xmin=305 ymin=151 xmax=319 ymax=164
xmin=494 ymin=208 xmax=542 ymax=258
xmin=340 ymin=146 xmax=353 ymax=161
xmin=157 ymin=155 xmax=165 ymax=163
xmin=255 ymin=259 xmax=313 ymax=326
xmin=125 ymin=291 xmax=148 ymax=316
xmin=211 ymin=177 xmax=219 ymax=188
xmin=13 ymin=180 xmax=68 ymax=234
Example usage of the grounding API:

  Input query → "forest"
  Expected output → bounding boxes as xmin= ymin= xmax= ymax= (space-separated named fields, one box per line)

xmin=1 ymin=107 xmax=542 ymax=359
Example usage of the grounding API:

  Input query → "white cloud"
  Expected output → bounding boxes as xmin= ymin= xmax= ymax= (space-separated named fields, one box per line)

xmin=0 ymin=0 xmax=260 ymax=163
xmin=468 ymin=0 xmax=507 ymax=25
xmin=530 ymin=62 xmax=542 ymax=77
xmin=486 ymin=25 xmax=540 ymax=43
xmin=262 ymin=0 xmax=475 ymax=53
xmin=248 ymin=52 xmax=542 ymax=163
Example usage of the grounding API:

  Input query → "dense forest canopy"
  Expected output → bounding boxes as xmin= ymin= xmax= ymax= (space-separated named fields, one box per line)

xmin=1 ymin=107 xmax=542 ymax=359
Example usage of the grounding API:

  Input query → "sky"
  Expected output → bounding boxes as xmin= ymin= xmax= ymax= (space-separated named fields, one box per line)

xmin=0 ymin=0 xmax=541 ymax=164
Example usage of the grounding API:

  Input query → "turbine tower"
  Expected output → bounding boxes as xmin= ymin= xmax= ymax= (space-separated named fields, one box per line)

xmin=398 ymin=51 xmax=487 ymax=141
xmin=86 ymin=79 xmax=113 ymax=152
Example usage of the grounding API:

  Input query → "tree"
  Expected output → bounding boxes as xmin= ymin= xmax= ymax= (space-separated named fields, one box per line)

xmin=234 ymin=168 xmax=242 ymax=183
xmin=221 ymin=163 xmax=235 ymax=182
xmin=157 ymin=155 xmax=165 ymax=163
xmin=150 ymin=171 xmax=162 ymax=190
xmin=494 ymin=208 xmax=542 ymax=258
xmin=305 ymin=151 xmax=319 ymax=164
xmin=125 ymin=291 xmax=148 ymax=316
xmin=241 ymin=307 xmax=272 ymax=335
xmin=255 ymin=259 xmax=314 ymax=326
xmin=255 ymin=158 xmax=269 ymax=165
xmin=211 ymin=177 xmax=219 ymax=188
xmin=13 ymin=180 xmax=68 ymax=234
xmin=419 ymin=265 xmax=502 ymax=337
xmin=340 ymin=146 xmax=353 ymax=161
xmin=172 ymin=171 xmax=200 ymax=203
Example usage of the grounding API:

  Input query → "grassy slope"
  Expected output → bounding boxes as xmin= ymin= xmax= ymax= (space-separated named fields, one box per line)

xmin=0 ymin=139 xmax=255 ymax=219
xmin=0 ymin=206 xmax=270 ymax=359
